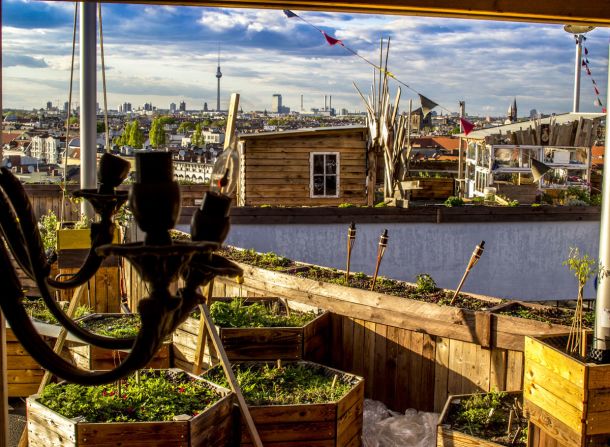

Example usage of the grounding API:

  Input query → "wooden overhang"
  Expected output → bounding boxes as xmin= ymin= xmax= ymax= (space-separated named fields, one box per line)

xmin=55 ymin=0 xmax=610 ymax=26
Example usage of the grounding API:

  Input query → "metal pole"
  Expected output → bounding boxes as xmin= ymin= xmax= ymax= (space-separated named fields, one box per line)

xmin=80 ymin=2 xmax=97 ymax=218
xmin=573 ymin=35 xmax=583 ymax=113
xmin=458 ymin=101 xmax=465 ymax=198
xmin=592 ymin=43 xmax=610 ymax=362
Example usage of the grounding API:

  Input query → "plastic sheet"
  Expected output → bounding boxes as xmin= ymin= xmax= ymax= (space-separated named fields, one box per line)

xmin=362 ymin=399 xmax=439 ymax=447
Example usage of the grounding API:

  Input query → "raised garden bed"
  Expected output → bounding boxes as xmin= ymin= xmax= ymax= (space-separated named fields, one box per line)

xmin=437 ymin=391 xmax=527 ymax=447
xmin=27 ymin=369 xmax=235 ymax=447
xmin=172 ymin=297 xmax=329 ymax=371
xmin=205 ymin=360 xmax=364 ymax=446
xmin=524 ymin=335 xmax=610 ymax=447
xmin=215 ymin=256 xmax=572 ymax=351
xmin=489 ymin=301 xmax=593 ymax=329
xmin=68 ymin=313 xmax=170 ymax=370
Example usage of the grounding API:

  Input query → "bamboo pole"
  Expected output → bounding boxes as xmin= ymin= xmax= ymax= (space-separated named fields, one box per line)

xmin=192 ymin=279 xmax=214 ymax=375
xmin=345 ymin=222 xmax=357 ymax=282
xmin=370 ymin=229 xmax=389 ymax=291
xmin=197 ymin=289 xmax=263 ymax=447
xmin=450 ymin=241 xmax=485 ymax=305
xmin=1 ymin=313 xmax=8 ymax=447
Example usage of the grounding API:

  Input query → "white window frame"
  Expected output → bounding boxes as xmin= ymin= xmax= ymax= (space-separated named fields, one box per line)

xmin=310 ymin=152 xmax=340 ymax=198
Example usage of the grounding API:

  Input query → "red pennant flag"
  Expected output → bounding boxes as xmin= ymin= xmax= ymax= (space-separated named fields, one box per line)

xmin=587 ymin=67 xmax=592 ymax=75
xmin=582 ymin=59 xmax=587 ymax=66
xmin=585 ymin=48 xmax=589 ymax=55
xmin=322 ymin=31 xmax=342 ymax=46
xmin=595 ymin=86 xmax=600 ymax=95
xmin=603 ymin=108 xmax=607 ymax=113
xmin=460 ymin=117 xmax=475 ymax=136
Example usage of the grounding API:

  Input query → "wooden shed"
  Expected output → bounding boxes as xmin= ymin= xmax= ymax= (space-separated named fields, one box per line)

xmin=237 ymin=126 xmax=369 ymax=206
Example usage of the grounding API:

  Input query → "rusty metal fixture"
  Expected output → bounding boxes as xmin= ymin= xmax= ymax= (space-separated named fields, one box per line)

xmin=449 ymin=240 xmax=485 ymax=305
xmin=345 ymin=222 xmax=356 ymax=282
xmin=0 ymin=152 xmax=241 ymax=385
xmin=370 ymin=229 xmax=388 ymax=291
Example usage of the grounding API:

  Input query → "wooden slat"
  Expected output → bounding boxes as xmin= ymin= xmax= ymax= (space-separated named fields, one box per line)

xmin=341 ymin=317 xmax=354 ymax=372
xmin=505 ymin=350 xmax=523 ymax=391
xmin=434 ymin=336 xmax=450 ymax=412
xmin=526 ymin=401 xmax=581 ymax=447
xmin=395 ymin=327 xmax=411 ymax=412
xmin=363 ymin=321 xmax=376 ymax=399
xmin=489 ymin=348 xmax=507 ymax=391
xmin=373 ymin=323 xmax=387 ymax=403
xmin=351 ymin=319 xmax=365 ymax=378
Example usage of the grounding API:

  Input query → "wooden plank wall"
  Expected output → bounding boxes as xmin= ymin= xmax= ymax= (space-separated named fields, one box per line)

xmin=214 ymin=281 xmax=524 ymax=414
xmin=242 ymin=131 xmax=368 ymax=207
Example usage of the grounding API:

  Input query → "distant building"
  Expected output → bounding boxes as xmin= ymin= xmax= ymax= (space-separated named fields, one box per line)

xmin=507 ymin=98 xmax=517 ymax=123
xmin=179 ymin=101 xmax=186 ymax=112
xmin=46 ymin=101 xmax=52 ymax=110
xmin=64 ymin=102 xmax=69 ymax=112
xmin=202 ymin=129 xmax=225 ymax=145
xmin=203 ymin=102 xmax=208 ymax=112
xmin=30 ymin=135 xmax=62 ymax=164
xmin=170 ymin=103 xmax=177 ymax=113
xmin=272 ymin=94 xmax=282 ymax=113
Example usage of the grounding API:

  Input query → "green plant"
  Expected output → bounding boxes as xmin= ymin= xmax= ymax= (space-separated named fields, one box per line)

xmin=205 ymin=363 xmax=352 ymax=406
xmin=507 ymin=199 xmax=519 ymax=207
xmin=79 ymin=315 xmax=142 ymax=338
xmin=338 ymin=203 xmax=355 ymax=208
xmin=38 ymin=210 xmax=59 ymax=252
xmin=444 ymin=196 xmax=464 ymax=207
xmin=38 ymin=370 xmax=222 ymax=423
xmin=415 ymin=273 xmax=437 ymax=294
xmin=590 ymin=194 xmax=602 ymax=206
xmin=531 ymin=203 xmax=542 ymax=207
xmin=374 ymin=201 xmax=388 ymax=208
xmin=206 ymin=298 xmax=315 ymax=328
xmin=24 ymin=298 xmax=90 ymax=324
xmin=471 ymin=196 xmax=484 ymax=204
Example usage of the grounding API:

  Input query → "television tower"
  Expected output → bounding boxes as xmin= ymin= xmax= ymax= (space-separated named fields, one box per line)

xmin=216 ymin=46 xmax=222 ymax=112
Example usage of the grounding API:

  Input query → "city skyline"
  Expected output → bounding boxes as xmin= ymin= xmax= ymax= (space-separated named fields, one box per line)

xmin=2 ymin=0 xmax=609 ymax=116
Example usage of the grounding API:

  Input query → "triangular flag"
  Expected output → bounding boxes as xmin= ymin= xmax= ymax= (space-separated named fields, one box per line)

xmin=283 ymin=9 xmax=298 ymax=18
xmin=460 ymin=117 xmax=475 ymax=136
xmin=594 ymin=98 xmax=604 ymax=107
xmin=587 ymin=67 xmax=592 ymax=76
xmin=322 ymin=31 xmax=342 ymax=46
xmin=585 ymin=47 xmax=589 ymax=55
xmin=595 ymin=86 xmax=600 ymax=95
xmin=419 ymin=94 xmax=438 ymax=118
xmin=603 ymin=108 xmax=607 ymax=113
xmin=531 ymin=158 xmax=552 ymax=183
xmin=582 ymin=59 xmax=587 ymax=66
xmin=593 ymin=79 xmax=597 ymax=85
xmin=586 ymin=58 xmax=590 ymax=64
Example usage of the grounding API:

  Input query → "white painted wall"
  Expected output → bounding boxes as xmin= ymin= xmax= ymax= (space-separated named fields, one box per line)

xmin=179 ymin=221 xmax=600 ymax=300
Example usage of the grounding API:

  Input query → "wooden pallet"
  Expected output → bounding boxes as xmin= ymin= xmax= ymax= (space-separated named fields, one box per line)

xmin=6 ymin=328 xmax=45 ymax=398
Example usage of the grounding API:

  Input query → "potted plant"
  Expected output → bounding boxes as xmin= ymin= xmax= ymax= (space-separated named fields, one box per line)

xmin=68 ymin=313 xmax=170 ymax=370
xmin=204 ymin=360 xmax=364 ymax=446
xmin=173 ymin=296 xmax=329 ymax=370
xmin=27 ymin=369 xmax=235 ymax=447
xmin=437 ymin=390 xmax=527 ymax=447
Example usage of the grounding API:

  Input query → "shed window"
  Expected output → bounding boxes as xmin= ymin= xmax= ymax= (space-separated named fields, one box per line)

xmin=310 ymin=152 xmax=339 ymax=197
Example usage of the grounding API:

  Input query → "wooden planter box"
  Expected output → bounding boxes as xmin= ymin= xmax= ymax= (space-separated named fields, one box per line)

xmin=524 ymin=335 xmax=610 ymax=447
xmin=172 ymin=297 xmax=330 ymax=371
xmin=209 ymin=361 xmax=364 ymax=447
xmin=6 ymin=327 xmax=45 ymax=397
xmin=437 ymin=391 xmax=524 ymax=447
xmin=406 ymin=177 xmax=454 ymax=200
xmin=68 ymin=313 xmax=170 ymax=370
xmin=26 ymin=369 xmax=235 ymax=447
xmin=57 ymin=226 xmax=120 ymax=268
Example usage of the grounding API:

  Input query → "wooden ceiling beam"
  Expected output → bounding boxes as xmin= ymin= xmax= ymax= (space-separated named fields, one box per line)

xmin=57 ymin=0 xmax=610 ymax=26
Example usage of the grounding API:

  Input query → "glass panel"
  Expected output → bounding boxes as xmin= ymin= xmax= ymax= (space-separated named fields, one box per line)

xmin=494 ymin=147 xmax=520 ymax=168
xmin=325 ymin=155 xmax=337 ymax=174
xmin=313 ymin=154 xmax=324 ymax=174
xmin=325 ymin=175 xmax=337 ymax=196
xmin=520 ymin=148 xmax=539 ymax=168
xmin=467 ymin=142 xmax=477 ymax=160
xmin=571 ymin=148 xmax=587 ymax=164
xmin=313 ymin=175 xmax=324 ymax=195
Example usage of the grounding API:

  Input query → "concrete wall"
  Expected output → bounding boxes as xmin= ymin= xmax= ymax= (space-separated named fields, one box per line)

xmin=203 ymin=221 xmax=600 ymax=301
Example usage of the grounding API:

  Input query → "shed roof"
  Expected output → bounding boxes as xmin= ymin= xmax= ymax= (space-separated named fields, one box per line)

xmin=239 ymin=125 xmax=367 ymax=141
xmin=459 ymin=112 xmax=605 ymax=140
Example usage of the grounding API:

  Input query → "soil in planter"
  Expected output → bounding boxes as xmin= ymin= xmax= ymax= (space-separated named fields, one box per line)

xmin=205 ymin=362 xmax=353 ymax=405
xmin=498 ymin=303 xmax=594 ymax=329
xmin=220 ymin=247 xmax=297 ymax=271
xmin=193 ymin=297 xmax=317 ymax=328
xmin=23 ymin=297 xmax=90 ymax=324
xmin=444 ymin=391 xmax=528 ymax=447
xmin=37 ymin=369 xmax=223 ymax=423
xmin=79 ymin=314 xmax=141 ymax=338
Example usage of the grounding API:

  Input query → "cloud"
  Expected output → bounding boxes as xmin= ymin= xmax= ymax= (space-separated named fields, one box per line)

xmin=2 ymin=53 xmax=48 ymax=68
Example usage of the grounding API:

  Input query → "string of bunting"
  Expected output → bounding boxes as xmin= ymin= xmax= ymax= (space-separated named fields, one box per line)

xmin=282 ymin=9 xmax=467 ymax=126
xmin=581 ymin=41 xmax=606 ymax=113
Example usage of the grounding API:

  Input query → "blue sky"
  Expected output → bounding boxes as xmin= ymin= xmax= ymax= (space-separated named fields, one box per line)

xmin=2 ymin=0 xmax=609 ymax=116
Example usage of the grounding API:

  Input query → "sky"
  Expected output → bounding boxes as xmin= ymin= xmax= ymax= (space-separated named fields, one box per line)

xmin=2 ymin=0 xmax=609 ymax=117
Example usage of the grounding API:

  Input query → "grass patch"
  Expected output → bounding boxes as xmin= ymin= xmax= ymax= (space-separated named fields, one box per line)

xmin=79 ymin=314 xmax=141 ymax=338
xmin=24 ymin=298 xmax=90 ymax=325
xmin=205 ymin=362 xmax=352 ymax=406
xmin=38 ymin=370 xmax=223 ymax=423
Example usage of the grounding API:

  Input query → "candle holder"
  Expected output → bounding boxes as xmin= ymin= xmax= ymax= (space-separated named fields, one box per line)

xmin=345 ymin=222 xmax=357 ymax=283
xmin=370 ymin=229 xmax=389 ymax=291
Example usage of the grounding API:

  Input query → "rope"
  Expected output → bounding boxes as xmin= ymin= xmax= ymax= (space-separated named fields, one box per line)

xmin=61 ymin=3 xmax=78 ymax=226
xmin=98 ymin=3 xmax=110 ymax=152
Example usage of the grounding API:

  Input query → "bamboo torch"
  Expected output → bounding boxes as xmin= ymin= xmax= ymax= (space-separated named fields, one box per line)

xmin=345 ymin=222 xmax=357 ymax=282
xmin=371 ymin=229 xmax=389 ymax=291
xmin=450 ymin=241 xmax=485 ymax=305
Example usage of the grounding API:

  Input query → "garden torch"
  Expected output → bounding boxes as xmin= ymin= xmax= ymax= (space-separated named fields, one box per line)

xmin=371 ymin=229 xmax=389 ymax=291
xmin=450 ymin=241 xmax=485 ymax=305
xmin=345 ymin=222 xmax=356 ymax=282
